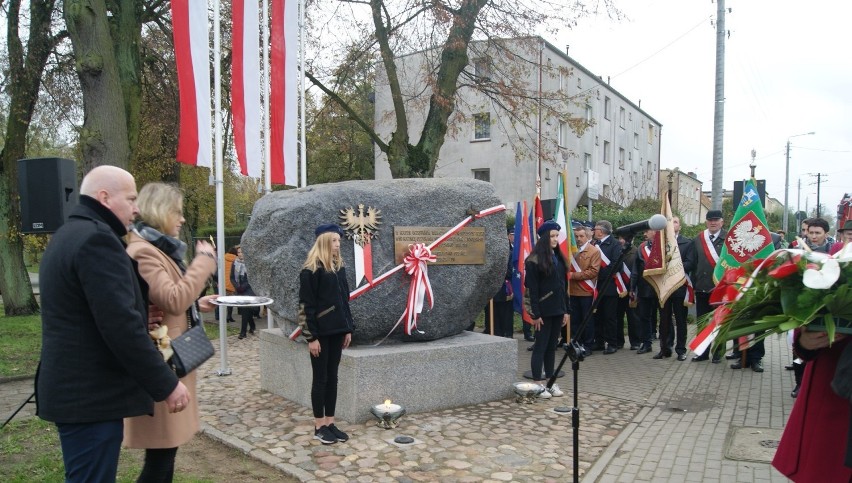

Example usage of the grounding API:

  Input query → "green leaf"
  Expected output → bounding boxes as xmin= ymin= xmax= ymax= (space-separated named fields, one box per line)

xmin=825 ymin=284 xmax=852 ymax=321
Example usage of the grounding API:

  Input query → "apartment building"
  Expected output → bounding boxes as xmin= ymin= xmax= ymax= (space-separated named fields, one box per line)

xmin=373 ymin=37 xmax=662 ymax=215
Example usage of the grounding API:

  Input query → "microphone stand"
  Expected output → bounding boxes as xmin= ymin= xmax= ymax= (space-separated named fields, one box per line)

xmin=547 ymin=247 xmax=626 ymax=483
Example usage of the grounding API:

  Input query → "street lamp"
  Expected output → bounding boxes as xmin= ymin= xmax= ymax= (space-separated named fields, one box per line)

xmin=784 ymin=131 xmax=815 ymax=235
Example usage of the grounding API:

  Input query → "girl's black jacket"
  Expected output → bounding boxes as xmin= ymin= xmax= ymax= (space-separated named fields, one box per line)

xmin=523 ymin=253 xmax=570 ymax=319
xmin=298 ymin=264 xmax=355 ymax=341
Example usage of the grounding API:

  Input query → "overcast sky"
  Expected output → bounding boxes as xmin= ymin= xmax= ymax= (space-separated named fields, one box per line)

xmin=553 ymin=0 xmax=852 ymax=226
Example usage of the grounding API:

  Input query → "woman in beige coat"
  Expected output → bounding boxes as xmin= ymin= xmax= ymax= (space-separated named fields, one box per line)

xmin=124 ymin=182 xmax=217 ymax=482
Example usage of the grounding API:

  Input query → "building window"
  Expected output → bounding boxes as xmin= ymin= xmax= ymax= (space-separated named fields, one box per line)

xmin=558 ymin=71 xmax=564 ymax=91
xmin=585 ymin=104 xmax=593 ymax=122
xmin=584 ymin=152 xmax=592 ymax=170
xmin=576 ymin=176 xmax=581 ymax=187
xmin=618 ymin=148 xmax=625 ymax=169
xmin=619 ymin=107 xmax=626 ymax=128
xmin=603 ymin=141 xmax=611 ymax=164
xmin=604 ymin=97 xmax=611 ymax=120
xmin=472 ymin=168 xmax=490 ymax=182
xmin=634 ymin=132 xmax=639 ymax=149
xmin=629 ymin=112 xmax=632 ymax=121
xmin=577 ymin=77 xmax=582 ymax=89
xmin=558 ymin=122 xmax=568 ymax=147
xmin=473 ymin=113 xmax=491 ymax=140
xmin=545 ymin=168 xmax=551 ymax=180
xmin=473 ymin=57 xmax=491 ymax=82
xmin=647 ymin=161 xmax=652 ymax=179
xmin=647 ymin=124 xmax=655 ymax=144
xmin=595 ymin=135 xmax=599 ymax=146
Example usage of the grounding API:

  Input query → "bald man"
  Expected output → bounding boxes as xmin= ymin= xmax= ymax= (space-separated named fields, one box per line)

xmin=37 ymin=165 xmax=190 ymax=482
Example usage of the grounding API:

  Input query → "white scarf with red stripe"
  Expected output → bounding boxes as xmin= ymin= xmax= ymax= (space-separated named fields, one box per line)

xmin=699 ymin=230 xmax=721 ymax=267
xmin=570 ymin=242 xmax=598 ymax=293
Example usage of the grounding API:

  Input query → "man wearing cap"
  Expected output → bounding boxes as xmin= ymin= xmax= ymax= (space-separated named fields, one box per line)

xmin=568 ymin=223 xmax=601 ymax=356
xmin=830 ymin=220 xmax=852 ymax=255
xmin=592 ymin=220 xmax=623 ymax=354
xmin=691 ymin=209 xmax=727 ymax=363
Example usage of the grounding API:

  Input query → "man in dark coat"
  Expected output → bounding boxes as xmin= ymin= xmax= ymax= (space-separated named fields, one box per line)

xmin=691 ymin=210 xmax=727 ymax=363
xmin=593 ymin=220 xmax=623 ymax=354
xmin=616 ymin=234 xmax=641 ymax=349
xmin=631 ymin=228 xmax=660 ymax=355
xmin=37 ymin=165 xmax=190 ymax=482
xmin=655 ymin=216 xmax=696 ymax=361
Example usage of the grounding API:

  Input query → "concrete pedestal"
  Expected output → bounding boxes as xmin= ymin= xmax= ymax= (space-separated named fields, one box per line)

xmin=259 ymin=329 xmax=518 ymax=423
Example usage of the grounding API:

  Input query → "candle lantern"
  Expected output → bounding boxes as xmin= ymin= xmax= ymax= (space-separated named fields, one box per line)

xmin=370 ymin=399 xmax=406 ymax=429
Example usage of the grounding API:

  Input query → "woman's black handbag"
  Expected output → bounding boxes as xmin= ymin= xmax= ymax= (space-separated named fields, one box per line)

xmin=170 ymin=323 xmax=214 ymax=378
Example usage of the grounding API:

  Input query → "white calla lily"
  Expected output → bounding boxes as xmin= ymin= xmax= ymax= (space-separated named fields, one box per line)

xmin=833 ymin=242 xmax=852 ymax=262
xmin=802 ymin=258 xmax=841 ymax=289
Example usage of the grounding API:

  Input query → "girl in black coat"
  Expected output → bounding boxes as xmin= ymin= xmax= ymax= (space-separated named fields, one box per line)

xmin=298 ymin=224 xmax=355 ymax=445
xmin=524 ymin=220 xmax=570 ymax=398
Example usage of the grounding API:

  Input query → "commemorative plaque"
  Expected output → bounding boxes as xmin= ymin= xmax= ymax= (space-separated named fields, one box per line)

xmin=393 ymin=226 xmax=485 ymax=265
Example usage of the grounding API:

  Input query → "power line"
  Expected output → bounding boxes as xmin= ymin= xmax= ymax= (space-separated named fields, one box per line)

xmin=611 ymin=16 xmax=712 ymax=80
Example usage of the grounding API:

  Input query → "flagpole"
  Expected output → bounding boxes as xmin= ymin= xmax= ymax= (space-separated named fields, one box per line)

xmin=263 ymin=0 xmax=271 ymax=193
xmin=213 ymin=0 xmax=231 ymax=376
xmin=299 ymin=0 xmax=307 ymax=187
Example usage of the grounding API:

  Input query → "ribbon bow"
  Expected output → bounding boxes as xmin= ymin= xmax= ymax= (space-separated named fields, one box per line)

xmin=397 ymin=243 xmax=437 ymax=335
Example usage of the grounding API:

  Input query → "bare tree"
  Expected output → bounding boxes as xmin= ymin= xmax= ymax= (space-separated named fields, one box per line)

xmin=304 ymin=0 xmax=618 ymax=178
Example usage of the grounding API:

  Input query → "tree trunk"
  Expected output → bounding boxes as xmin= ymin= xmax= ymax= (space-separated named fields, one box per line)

xmin=64 ymin=0 xmax=131 ymax=171
xmin=416 ymin=0 xmax=489 ymax=177
xmin=0 ymin=0 xmax=61 ymax=316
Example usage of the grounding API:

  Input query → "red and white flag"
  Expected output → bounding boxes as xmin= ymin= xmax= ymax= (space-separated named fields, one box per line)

xmin=232 ymin=0 xmax=263 ymax=178
xmin=171 ymin=0 xmax=212 ymax=168
xmin=270 ymin=0 xmax=299 ymax=186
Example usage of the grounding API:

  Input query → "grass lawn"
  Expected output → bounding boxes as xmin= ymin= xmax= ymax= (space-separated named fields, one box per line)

xmin=0 ymin=309 xmax=41 ymax=378
xmin=0 ymin=304 xmax=241 ymax=379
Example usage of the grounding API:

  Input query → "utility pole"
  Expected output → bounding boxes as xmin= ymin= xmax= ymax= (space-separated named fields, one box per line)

xmin=784 ymin=132 xmax=815 ymax=234
xmin=710 ymin=0 xmax=727 ymax=211
xmin=816 ymin=173 xmax=826 ymax=218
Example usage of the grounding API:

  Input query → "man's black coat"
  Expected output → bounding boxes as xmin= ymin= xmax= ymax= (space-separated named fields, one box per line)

xmin=36 ymin=196 xmax=178 ymax=423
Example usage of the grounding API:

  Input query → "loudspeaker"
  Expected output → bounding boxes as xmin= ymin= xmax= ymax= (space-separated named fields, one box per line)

xmin=18 ymin=157 xmax=78 ymax=234
xmin=733 ymin=179 xmax=766 ymax=210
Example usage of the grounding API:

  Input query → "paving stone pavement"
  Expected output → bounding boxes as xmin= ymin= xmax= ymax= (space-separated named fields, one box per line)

xmin=2 ymin=324 xmax=797 ymax=482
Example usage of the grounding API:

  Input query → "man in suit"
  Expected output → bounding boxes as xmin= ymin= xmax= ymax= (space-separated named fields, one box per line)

xmin=37 ymin=166 xmax=190 ymax=482
xmin=593 ymin=220 xmax=623 ymax=354
xmin=631 ymin=228 xmax=661 ymax=355
xmin=655 ymin=216 xmax=696 ymax=361
xmin=691 ymin=209 xmax=727 ymax=363
xmin=616 ymin=234 xmax=641 ymax=350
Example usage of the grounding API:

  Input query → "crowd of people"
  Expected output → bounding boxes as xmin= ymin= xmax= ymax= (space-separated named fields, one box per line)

xmin=483 ymin=210 xmax=852 ymax=406
xmin=33 ymin=164 xmax=848 ymax=480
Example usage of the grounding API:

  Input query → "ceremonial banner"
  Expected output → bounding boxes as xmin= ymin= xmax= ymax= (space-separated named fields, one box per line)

xmin=554 ymin=171 xmax=578 ymax=259
xmin=171 ymin=0 xmax=212 ymax=168
xmin=270 ymin=0 xmax=299 ymax=186
xmin=533 ymin=195 xmax=544 ymax=230
xmin=643 ymin=192 xmax=686 ymax=306
xmin=232 ymin=0 xmax=263 ymax=178
xmin=713 ymin=178 xmax=775 ymax=283
xmin=512 ymin=201 xmax=533 ymax=323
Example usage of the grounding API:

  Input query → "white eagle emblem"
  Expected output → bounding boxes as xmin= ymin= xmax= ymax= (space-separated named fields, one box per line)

xmin=729 ymin=219 xmax=766 ymax=257
xmin=339 ymin=204 xmax=382 ymax=247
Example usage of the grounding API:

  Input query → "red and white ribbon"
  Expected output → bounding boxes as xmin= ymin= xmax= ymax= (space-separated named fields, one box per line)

xmin=397 ymin=243 xmax=437 ymax=335
xmin=291 ymin=205 xmax=506 ymax=341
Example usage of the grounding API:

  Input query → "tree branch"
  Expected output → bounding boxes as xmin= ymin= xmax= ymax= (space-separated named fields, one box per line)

xmin=305 ymin=70 xmax=389 ymax=152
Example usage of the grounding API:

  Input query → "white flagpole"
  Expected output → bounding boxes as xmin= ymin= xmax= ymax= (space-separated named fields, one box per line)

xmin=213 ymin=0 xmax=231 ymax=376
xmin=299 ymin=0 xmax=307 ymax=187
xmin=263 ymin=0 xmax=271 ymax=193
